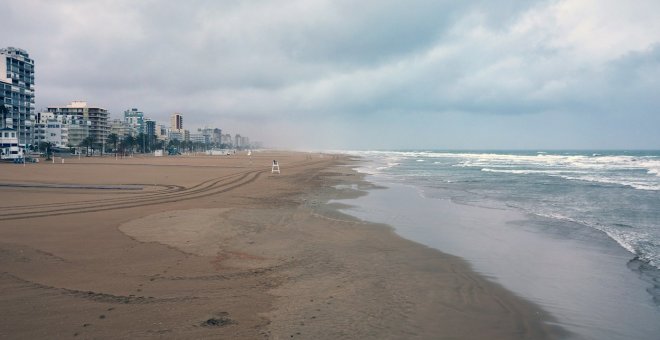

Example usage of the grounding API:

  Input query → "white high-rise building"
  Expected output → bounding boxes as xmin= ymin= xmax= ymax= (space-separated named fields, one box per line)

xmin=0 ymin=47 xmax=35 ymax=146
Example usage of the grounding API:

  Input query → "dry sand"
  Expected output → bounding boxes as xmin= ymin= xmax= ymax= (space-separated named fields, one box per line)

xmin=0 ymin=151 xmax=565 ymax=339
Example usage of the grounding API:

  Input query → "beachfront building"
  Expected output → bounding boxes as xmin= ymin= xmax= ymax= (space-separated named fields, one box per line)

xmin=144 ymin=119 xmax=155 ymax=139
xmin=212 ymin=128 xmax=222 ymax=145
xmin=1 ymin=47 xmax=35 ymax=146
xmin=168 ymin=130 xmax=183 ymax=142
xmin=109 ymin=118 xmax=132 ymax=138
xmin=0 ymin=127 xmax=22 ymax=160
xmin=124 ymin=108 xmax=144 ymax=135
xmin=47 ymin=101 xmax=108 ymax=146
xmin=221 ymin=133 xmax=233 ymax=146
xmin=170 ymin=112 xmax=183 ymax=132
xmin=189 ymin=132 xmax=207 ymax=144
xmin=34 ymin=120 xmax=69 ymax=148
xmin=234 ymin=134 xmax=249 ymax=149
xmin=155 ymin=124 xmax=168 ymax=141
xmin=34 ymin=112 xmax=89 ymax=148
xmin=65 ymin=121 xmax=89 ymax=147
xmin=197 ymin=127 xmax=213 ymax=143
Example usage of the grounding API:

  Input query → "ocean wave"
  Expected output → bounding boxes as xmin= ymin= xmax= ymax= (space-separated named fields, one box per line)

xmin=344 ymin=150 xmax=660 ymax=191
xmin=478 ymin=168 xmax=659 ymax=190
xmin=531 ymin=211 xmax=658 ymax=269
xmin=556 ymin=175 xmax=660 ymax=191
xmin=376 ymin=162 xmax=401 ymax=171
xmin=479 ymin=169 xmax=660 ymax=190
xmin=480 ymin=168 xmax=580 ymax=175
xmin=344 ymin=149 xmax=660 ymax=276
xmin=343 ymin=150 xmax=660 ymax=174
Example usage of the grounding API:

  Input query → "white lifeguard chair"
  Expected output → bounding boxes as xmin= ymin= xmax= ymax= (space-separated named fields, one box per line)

xmin=271 ymin=160 xmax=280 ymax=174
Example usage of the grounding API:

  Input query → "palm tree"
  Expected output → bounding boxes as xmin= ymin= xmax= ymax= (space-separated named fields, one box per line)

xmin=136 ymin=133 xmax=147 ymax=153
xmin=180 ymin=140 xmax=190 ymax=153
xmin=79 ymin=136 xmax=95 ymax=156
xmin=38 ymin=141 xmax=54 ymax=160
xmin=123 ymin=135 xmax=136 ymax=155
xmin=154 ymin=138 xmax=164 ymax=151
xmin=106 ymin=133 xmax=119 ymax=156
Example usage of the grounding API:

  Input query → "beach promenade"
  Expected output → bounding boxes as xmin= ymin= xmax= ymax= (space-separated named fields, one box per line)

xmin=0 ymin=152 xmax=563 ymax=339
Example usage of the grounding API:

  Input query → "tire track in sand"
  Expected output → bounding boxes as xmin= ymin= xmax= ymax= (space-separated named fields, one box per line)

xmin=0 ymin=159 xmax=329 ymax=221
xmin=0 ymin=171 xmax=258 ymax=221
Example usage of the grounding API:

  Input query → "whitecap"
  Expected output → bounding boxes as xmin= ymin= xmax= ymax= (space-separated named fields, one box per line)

xmin=557 ymin=175 xmax=660 ymax=191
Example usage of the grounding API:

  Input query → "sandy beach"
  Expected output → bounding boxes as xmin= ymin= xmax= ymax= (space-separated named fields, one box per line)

xmin=0 ymin=152 xmax=565 ymax=339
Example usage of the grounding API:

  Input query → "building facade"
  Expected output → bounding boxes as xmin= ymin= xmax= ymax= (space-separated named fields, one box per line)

xmin=35 ymin=112 xmax=88 ymax=148
xmin=212 ymin=128 xmax=222 ymax=145
xmin=66 ymin=122 xmax=90 ymax=147
xmin=155 ymin=124 xmax=168 ymax=141
xmin=0 ymin=47 xmax=35 ymax=146
xmin=144 ymin=119 xmax=156 ymax=139
xmin=0 ymin=127 xmax=22 ymax=160
xmin=221 ymin=133 xmax=233 ymax=146
xmin=47 ymin=101 xmax=108 ymax=146
xmin=109 ymin=118 xmax=132 ymax=138
xmin=124 ymin=108 xmax=144 ymax=135
xmin=170 ymin=113 xmax=183 ymax=132
xmin=34 ymin=120 xmax=69 ymax=148
xmin=189 ymin=132 xmax=208 ymax=144
xmin=168 ymin=130 xmax=183 ymax=142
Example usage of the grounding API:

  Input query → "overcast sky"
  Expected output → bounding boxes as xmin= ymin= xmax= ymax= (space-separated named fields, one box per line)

xmin=2 ymin=0 xmax=659 ymax=149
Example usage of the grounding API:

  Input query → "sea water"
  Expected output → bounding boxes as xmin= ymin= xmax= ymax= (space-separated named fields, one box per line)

xmin=336 ymin=150 xmax=660 ymax=340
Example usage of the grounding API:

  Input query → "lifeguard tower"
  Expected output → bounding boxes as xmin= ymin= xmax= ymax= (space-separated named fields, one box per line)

xmin=271 ymin=160 xmax=280 ymax=174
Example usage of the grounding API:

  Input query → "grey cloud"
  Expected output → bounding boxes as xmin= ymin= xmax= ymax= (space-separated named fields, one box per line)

xmin=1 ymin=0 xmax=658 ymax=149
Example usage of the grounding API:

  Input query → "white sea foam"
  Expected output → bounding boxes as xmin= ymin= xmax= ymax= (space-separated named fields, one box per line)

xmin=481 ymin=168 xmax=582 ymax=175
xmin=343 ymin=149 xmax=660 ymax=275
xmin=556 ymin=175 xmax=660 ymax=191
xmin=531 ymin=211 xmax=648 ymax=264
xmin=376 ymin=162 xmax=401 ymax=171
xmin=342 ymin=149 xmax=660 ymax=273
xmin=603 ymin=229 xmax=646 ymax=257
xmin=352 ymin=151 xmax=660 ymax=190
xmin=642 ymin=161 xmax=660 ymax=177
xmin=341 ymin=150 xmax=660 ymax=191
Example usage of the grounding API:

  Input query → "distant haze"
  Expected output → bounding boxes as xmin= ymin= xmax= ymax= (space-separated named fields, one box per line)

xmin=1 ymin=0 xmax=659 ymax=149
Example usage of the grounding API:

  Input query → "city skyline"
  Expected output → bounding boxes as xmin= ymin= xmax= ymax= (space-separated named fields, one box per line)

xmin=1 ymin=1 xmax=659 ymax=149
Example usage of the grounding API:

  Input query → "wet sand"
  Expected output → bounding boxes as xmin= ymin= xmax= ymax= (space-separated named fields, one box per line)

xmin=0 ymin=152 xmax=564 ymax=339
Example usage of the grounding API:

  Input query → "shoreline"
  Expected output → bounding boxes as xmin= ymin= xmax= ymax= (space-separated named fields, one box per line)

xmin=338 ymin=155 xmax=660 ymax=340
xmin=0 ymin=152 xmax=565 ymax=339
xmin=281 ymin=159 xmax=568 ymax=339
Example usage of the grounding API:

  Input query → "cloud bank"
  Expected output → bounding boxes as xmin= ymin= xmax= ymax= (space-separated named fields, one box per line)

xmin=1 ymin=0 xmax=659 ymax=149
